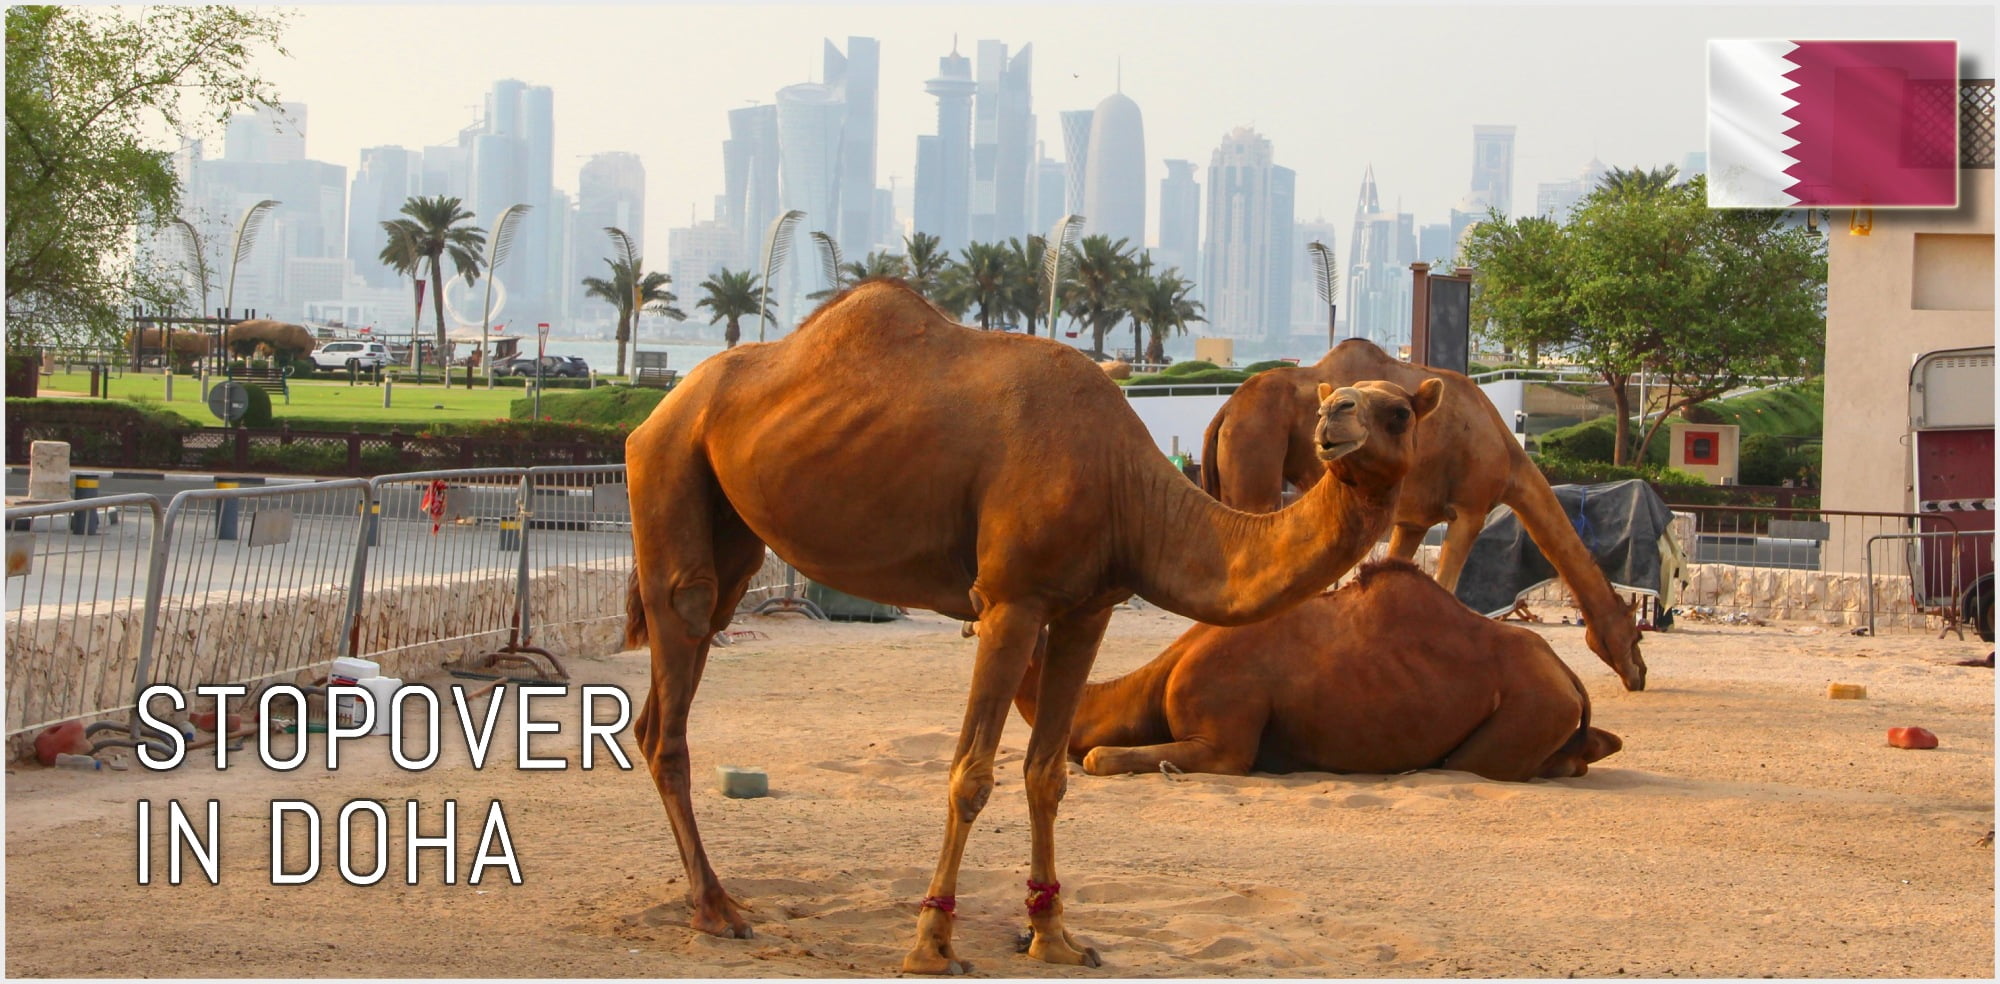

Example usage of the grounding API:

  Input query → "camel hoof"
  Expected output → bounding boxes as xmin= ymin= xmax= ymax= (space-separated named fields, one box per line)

xmin=1027 ymin=928 xmax=1102 ymax=967
xmin=689 ymin=897 xmax=754 ymax=939
xmin=900 ymin=951 xmax=971 ymax=975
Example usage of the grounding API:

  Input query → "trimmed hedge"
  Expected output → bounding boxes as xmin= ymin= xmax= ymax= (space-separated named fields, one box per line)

xmin=511 ymin=385 xmax=669 ymax=428
xmin=6 ymin=398 xmax=194 ymax=468
xmin=1125 ymin=368 xmax=1253 ymax=387
xmin=1243 ymin=359 xmax=1298 ymax=374
xmin=1159 ymin=359 xmax=1222 ymax=377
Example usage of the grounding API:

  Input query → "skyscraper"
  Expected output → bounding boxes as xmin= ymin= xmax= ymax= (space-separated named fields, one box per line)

xmin=723 ymin=104 xmax=781 ymax=266
xmin=916 ymin=44 xmax=976 ymax=252
xmin=1535 ymin=156 xmax=1608 ymax=222
xmin=464 ymin=79 xmax=558 ymax=328
xmin=347 ymin=146 xmax=418 ymax=288
xmin=1157 ymin=158 xmax=1201 ymax=281
xmin=970 ymin=40 xmax=1034 ymax=245
xmin=1082 ymin=89 xmax=1145 ymax=247
xmin=1032 ymin=150 xmax=1067 ymax=235
xmin=1201 ymin=127 xmax=1292 ymax=342
xmin=1470 ymin=124 xmax=1516 ymax=217
xmin=775 ymin=81 xmax=845 ymax=324
xmin=570 ymin=152 xmax=646 ymax=325
xmin=1345 ymin=164 xmax=1416 ymax=351
xmin=1060 ymin=110 xmax=1094 ymax=217
xmin=825 ymin=37 xmax=880 ymax=257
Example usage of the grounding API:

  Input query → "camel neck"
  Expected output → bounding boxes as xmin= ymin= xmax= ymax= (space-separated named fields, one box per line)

xmin=1124 ymin=456 xmax=1399 ymax=626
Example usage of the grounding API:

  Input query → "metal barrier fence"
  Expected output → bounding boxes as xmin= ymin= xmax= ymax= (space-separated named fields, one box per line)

xmin=521 ymin=465 xmax=633 ymax=649
xmin=1668 ymin=505 xmax=1982 ymax=633
xmin=1866 ymin=530 xmax=1995 ymax=638
xmin=5 ymin=495 xmax=163 ymax=736
xmin=349 ymin=468 xmax=543 ymax=675
xmin=139 ymin=480 xmax=371 ymax=698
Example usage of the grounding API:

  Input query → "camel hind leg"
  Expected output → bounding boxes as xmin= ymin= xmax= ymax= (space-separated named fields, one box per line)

xmin=1439 ymin=644 xmax=1587 ymax=782
xmin=628 ymin=446 xmax=769 ymax=939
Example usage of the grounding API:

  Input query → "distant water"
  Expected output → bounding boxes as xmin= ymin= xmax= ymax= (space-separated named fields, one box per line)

xmin=536 ymin=338 xmax=727 ymax=376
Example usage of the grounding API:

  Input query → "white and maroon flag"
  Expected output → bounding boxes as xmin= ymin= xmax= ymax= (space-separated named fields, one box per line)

xmin=1708 ymin=40 xmax=1959 ymax=208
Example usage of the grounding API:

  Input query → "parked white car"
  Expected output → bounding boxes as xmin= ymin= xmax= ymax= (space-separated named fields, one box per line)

xmin=310 ymin=341 xmax=390 ymax=370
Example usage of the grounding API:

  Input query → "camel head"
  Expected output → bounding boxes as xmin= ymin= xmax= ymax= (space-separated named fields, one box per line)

xmin=1586 ymin=596 xmax=1648 ymax=691
xmin=1312 ymin=378 xmax=1444 ymax=485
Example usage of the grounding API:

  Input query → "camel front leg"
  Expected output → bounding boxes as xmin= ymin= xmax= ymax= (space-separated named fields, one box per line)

xmin=1431 ymin=513 xmax=1486 ymax=592
xmin=1080 ymin=738 xmax=1257 ymax=777
xmin=902 ymin=601 xmax=1045 ymax=976
xmin=1386 ymin=523 xmax=1428 ymax=563
xmin=1018 ymin=608 xmax=1114 ymax=968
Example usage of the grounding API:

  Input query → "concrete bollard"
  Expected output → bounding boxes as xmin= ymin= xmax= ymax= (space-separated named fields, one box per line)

xmin=716 ymin=766 xmax=769 ymax=798
xmin=498 ymin=517 xmax=521 ymax=551
xmin=164 ymin=372 xmax=174 ymax=403
xmin=67 ymin=476 xmax=100 ymax=535
xmin=215 ymin=479 xmax=241 ymax=541
xmin=27 ymin=441 xmax=71 ymax=502
xmin=382 ymin=377 xmax=394 ymax=408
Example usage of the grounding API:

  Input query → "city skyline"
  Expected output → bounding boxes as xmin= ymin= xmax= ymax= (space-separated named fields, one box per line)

xmin=245 ymin=3 xmax=1991 ymax=267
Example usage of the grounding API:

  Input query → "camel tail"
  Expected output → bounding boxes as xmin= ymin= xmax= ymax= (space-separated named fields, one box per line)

xmin=1199 ymin=406 xmax=1226 ymax=498
xmin=624 ymin=568 xmax=649 ymax=650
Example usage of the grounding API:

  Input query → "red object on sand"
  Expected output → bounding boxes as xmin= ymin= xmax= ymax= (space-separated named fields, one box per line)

xmin=35 ymin=722 xmax=87 ymax=766
xmin=420 ymin=479 xmax=448 ymax=534
xmin=1888 ymin=727 xmax=1940 ymax=750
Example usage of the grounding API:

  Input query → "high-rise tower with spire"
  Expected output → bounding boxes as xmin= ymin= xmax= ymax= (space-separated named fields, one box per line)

xmin=916 ymin=39 xmax=976 ymax=252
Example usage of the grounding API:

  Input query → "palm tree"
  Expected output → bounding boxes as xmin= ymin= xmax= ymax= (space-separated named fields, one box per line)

xmin=849 ymin=250 xmax=908 ymax=282
xmin=376 ymin=222 xmax=428 ymax=375
xmin=1061 ymin=234 xmax=1140 ymax=357
xmin=1000 ymin=236 xmax=1050 ymax=337
xmin=695 ymin=267 xmax=773 ymax=349
xmin=380 ymin=195 xmax=486 ymax=373
xmin=903 ymin=231 xmax=951 ymax=298
xmin=952 ymin=241 xmax=1013 ymax=330
xmin=580 ymin=227 xmax=682 ymax=376
xmin=1129 ymin=267 xmax=1206 ymax=364
xmin=1596 ymin=164 xmax=1681 ymax=200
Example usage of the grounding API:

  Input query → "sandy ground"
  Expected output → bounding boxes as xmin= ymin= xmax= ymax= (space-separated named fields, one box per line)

xmin=5 ymin=604 xmax=1994 ymax=979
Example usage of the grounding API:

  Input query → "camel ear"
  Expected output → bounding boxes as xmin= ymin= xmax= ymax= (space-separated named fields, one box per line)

xmin=1316 ymin=382 xmax=1335 ymax=405
xmin=1411 ymin=378 xmax=1445 ymax=419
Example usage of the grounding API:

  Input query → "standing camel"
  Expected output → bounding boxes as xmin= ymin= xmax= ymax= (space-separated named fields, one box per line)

xmin=1201 ymin=339 xmax=1648 ymax=690
xmin=624 ymin=279 xmax=1442 ymax=974
xmin=1017 ymin=558 xmax=1624 ymax=782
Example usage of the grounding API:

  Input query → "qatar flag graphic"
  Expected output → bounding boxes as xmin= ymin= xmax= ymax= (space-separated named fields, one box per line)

xmin=1708 ymin=40 xmax=1959 ymax=208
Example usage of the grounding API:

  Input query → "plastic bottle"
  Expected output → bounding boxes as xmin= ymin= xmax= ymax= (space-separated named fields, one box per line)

xmin=53 ymin=753 xmax=103 ymax=771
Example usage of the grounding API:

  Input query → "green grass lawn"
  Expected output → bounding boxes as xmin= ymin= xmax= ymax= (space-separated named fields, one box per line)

xmin=39 ymin=371 xmax=532 ymax=430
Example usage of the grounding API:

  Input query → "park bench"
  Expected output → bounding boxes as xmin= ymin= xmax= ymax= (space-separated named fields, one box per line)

xmin=631 ymin=351 xmax=677 ymax=389
xmin=227 ymin=365 xmax=291 ymax=404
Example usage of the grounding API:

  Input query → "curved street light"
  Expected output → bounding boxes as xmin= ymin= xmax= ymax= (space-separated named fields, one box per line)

xmin=756 ymin=209 xmax=805 ymax=343
xmin=480 ymin=203 xmax=532 ymax=389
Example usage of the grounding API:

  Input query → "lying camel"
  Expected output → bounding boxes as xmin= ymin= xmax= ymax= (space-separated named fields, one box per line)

xmin=1201 ymin=339 xmax=1648 ymax=691
xmin=1016 ymin=558 xmax=1623 ymax=782
xmin=623 ymin=279 xmax=1441 ymax=974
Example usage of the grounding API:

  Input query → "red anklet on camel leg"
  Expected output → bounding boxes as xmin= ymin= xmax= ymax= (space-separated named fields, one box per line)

xmin=919 ymin=895 xmax=956 ymax=917
xmin=1025 ymin=879 xmax=1060 ymax=916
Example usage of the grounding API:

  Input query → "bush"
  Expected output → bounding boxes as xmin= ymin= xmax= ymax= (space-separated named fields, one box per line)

xmin=246 ymin=441 xmax=346 ymax=475
xmin=1160 ymin=359 xmax=1221 ymax=377
xmin=512 ymin=385 xmax=670 ymax=427
xmin=1533 ymin=453 xmax=1726 ymax=503
xmin=1738 ymin=434 xmax=1822 ymax=487
xmin=1126 ymin=368 xmax=1251 ymax=387
xmin=6 ymin=352 xmax=39 ymax=397
xmin=1534 ymin=417 xmax=1667 ymax=467
xmin=239 ymin=383 xmax=274 ymax=428
xmin=6 ymin=398 xmax=192 ymax=468
xmin=1243 ymin=359 xmax=1298 ymax=374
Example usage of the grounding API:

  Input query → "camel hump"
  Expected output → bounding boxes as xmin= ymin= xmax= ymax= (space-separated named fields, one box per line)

xmin=794 ymin=278 xmax=958 ymax=345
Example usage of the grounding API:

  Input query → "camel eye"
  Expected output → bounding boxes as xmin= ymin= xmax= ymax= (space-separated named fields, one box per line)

xmin=1393 ymin=407 xmax=1411 ymax=422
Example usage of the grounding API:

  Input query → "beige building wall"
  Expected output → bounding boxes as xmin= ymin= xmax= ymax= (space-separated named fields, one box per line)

xmin=1821 ymin=173 xmax=1995 ymax=519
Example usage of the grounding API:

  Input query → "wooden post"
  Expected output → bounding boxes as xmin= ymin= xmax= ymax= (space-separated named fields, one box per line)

xmin=1408 ymin=262 xmax=1433 ymax=366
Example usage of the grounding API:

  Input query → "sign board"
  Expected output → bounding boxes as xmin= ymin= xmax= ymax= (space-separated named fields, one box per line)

xmin=207 ymin=381 xmax=250 ymax=424
xmin=1424 ymin=276 xmax=1471 ymax=375
xmin=246 ymin=508 xmax=295 ymax=548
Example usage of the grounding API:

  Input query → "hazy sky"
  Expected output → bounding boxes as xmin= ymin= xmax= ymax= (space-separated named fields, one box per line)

xmin=244 ymin=2 xmax=1993 ymax=254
